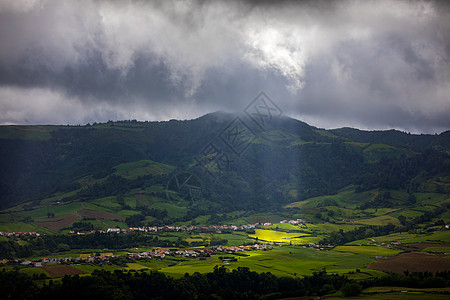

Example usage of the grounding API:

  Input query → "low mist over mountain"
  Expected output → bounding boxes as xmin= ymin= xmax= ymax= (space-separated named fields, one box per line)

xmin=1 ymin=111 xmax=449 ymax=211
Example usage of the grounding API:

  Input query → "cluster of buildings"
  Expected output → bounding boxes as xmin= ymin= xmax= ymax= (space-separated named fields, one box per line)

xmin=98 ymin=220 xmax=305 ymax=235
xmin=128 ymin=248 xmax=211 ymax=259
xmin=128 ymin=243 xmax=273 ymax=260
xmin=5 ymin=244 xmax=268 ymax=268
xmin=4 ymin=243 xmax=276 ymax=268
xmin=280 ymin=219 xmax=306 ymax=225
xmin=69 ymin=223 xmax=263 ymax=235
xmin=212 ymin=244 xmax=272 ymax=253
xmin=7 ymin=252 xmax=119 ymax=267
xmin=0 ymin=231 xmax=40 ymax=237
xmin=128 ymin=243 xmax=272 ymax=260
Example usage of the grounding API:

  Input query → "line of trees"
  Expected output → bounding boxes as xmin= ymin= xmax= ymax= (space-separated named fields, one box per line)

xmin=0 ymin=267 xmax=353 ymax=299
xmin=0 ymin=232 xmax=188 ymax=259
xmin=2 ymin=267 xmax=449 ymax=299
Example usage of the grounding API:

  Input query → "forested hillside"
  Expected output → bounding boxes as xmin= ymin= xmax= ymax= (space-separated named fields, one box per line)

xmin=0 ymin=112 xmax=449 ymax=212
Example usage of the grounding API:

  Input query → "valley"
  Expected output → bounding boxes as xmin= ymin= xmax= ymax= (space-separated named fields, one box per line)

xmin=0 ymin=115 xmax=449 ymax=298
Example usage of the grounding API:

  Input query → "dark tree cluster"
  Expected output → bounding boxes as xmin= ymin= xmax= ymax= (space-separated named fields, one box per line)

xmin=0 ymin=232 xmax=189 ymax=258
xmin=0 ymin=267 xmax=353 ymax=300
xmin=363 ymin=271 xmax=450 ymax=289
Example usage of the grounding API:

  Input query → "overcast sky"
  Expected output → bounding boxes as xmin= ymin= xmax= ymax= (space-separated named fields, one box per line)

xmin=1 ymin=0 xmax=449 ymax=133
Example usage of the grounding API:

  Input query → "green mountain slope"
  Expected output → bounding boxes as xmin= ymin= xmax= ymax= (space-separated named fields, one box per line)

xmin=0 ymin=112 xmax=449 ymax=215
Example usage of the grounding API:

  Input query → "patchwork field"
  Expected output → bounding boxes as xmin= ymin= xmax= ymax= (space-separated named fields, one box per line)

xmin=367 ymin=252 xmax=450 ymax=274
xmin=157 ymin=246 xmax=392 ymax=278
xmin=35 ymin=214 xmax=79 ymax=231
xmin=41 ymin=265 xmax=88 ymax=278
xmin=422 ymin=246 xmax=450 ymax=253
xmin=78 ymin=209 xmax=123 ymax=221
xmin=0 ymin=222 xmax=54 ymax=234
xmin=332 ymin=246 xmax=401 ymax=257
xmin=348 ymin=230 xmax=450 ymax=245
xmin=352 ymin=215 xmax=400 ymax=226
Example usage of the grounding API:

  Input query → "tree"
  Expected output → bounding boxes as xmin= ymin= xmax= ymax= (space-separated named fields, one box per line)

xmin=398 ymin=215 xmax=407 ymax=225
xmin=365 ymin=229 xmax=375 ymax=238
xmin=341 ymin=282 xmax=362 ymax=297
xmin=319 ymin=284 xmax=336 ymax=296
xmin=23 ymin=216 xmax=33 ymax=223
xmin=57 ymin=243 xmax=70 ymax=252
xmin=407 ymin=193 xmax=417 ymax=204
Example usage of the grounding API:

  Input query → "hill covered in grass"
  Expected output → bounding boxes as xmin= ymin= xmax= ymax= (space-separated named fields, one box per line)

xmin=0 ymin=112 xmax=449 ymax=229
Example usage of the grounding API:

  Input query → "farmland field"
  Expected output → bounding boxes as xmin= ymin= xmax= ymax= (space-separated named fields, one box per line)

xmin=332 ymin=246 xmax=401 ymax=256
xmin=0 ymin=222 xmax=54 ymax=234
xmin=352 ymin=215 xmax=400 ymax=226
xmin=284 ymin=200 xmax=310 ymax=208
xmin=157 ymin=246 xmax=390 ymax=278
xmin=41 ymin=265 xmax=88 ymax=278
xmin=248 ymin=229 xmax=320 ymax=244
xmin=35 ymin=214 xmax=78 ymax=231
xmin=348 ymin=230 xmax=450 ymax=245
xmin=312 ymin=223 xmax=360 ymax=233
xmin=423 ymin=246 xmax=450 ymax=253
xmin=73 ymin=264 xmax=121 ymax=273
xmin=78 ymin=209 xmax=123 ymax=221
xmin=367 ymin=252 xmax=450 ymax=273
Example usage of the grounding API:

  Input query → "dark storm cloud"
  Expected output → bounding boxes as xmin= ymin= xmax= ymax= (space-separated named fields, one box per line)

xmin=0 ymin=0 xmax=449 ymax=133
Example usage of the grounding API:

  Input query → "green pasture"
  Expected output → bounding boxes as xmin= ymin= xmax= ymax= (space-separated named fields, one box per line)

xmin=0 ymin=222 xmax=55 ymax=234
xmin=345 ymin=268 xmax=387 ymax=281
xmin=332 ymin=246 xmax=401 ymax=257
xmin=125 ymin=263 xmax=150 ymax=270
xmin=133 ymin=260 xmax=170 ymax=270
xmin=114 ymin=160 xmax=174 ymax=179
xmin=83 ymin=202 xmax=118 ymax=214
xmin=415 ymin=192 xmax=448 ymax=205
xmin=264 ymin=223 xmax=308 ymax=231
xmin=116 ymin=209 xmax=141 ymax=218
xmin=352 ymin=215 xmax=400 ymax=226
xmin=216 ymin=232 xmax=253 ymax=246
xmin=158 ymin=246 xmax=387 ymax=278
xmin=423 ymin=246 xmax=450 ymax=253
xmin=362 ymin=143 xmax=404 ymax=163
xmin=284 ymin=200 xmax=310 ymax=208
xmin=390 ymin=210 xmax=424 ymax=219
xmin=90 ymin=197 xmax=122 ymax=211
xmin=73 ymin=264 xmax=121 ymax=273
xmin=87 ymin=219 xmax=127 ymax=230
xmin=294 ymin=186 xmax=379 ymax=210
xmin=20 ymin=267 xmax=49 ymax=277
xmin=4 ymin=202 xmax=82 ymax=221
xmin=189 ymin=215 xmax=210 ymax=225
xmin=311 ymin=223 xmax=361 ymax=233
xmin=150 ymin=202 xmax=187 ymax=218
xmin=347 ymin=230 xmax=450 ymax=245
xmin=364 ymin=208 xmax=399 ymax=217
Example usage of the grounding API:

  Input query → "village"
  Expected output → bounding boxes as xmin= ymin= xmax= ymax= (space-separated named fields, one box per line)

xmin=0 ymin=219 xmax=307 ymax=237
xmin=75 ymin=222 xmax=264 ymax=235
xmin=68 ymin=219 xmax=306 ymax=235
xmin=5 ymin=243 xmax=274 ymax=268
xmin=0 ymin=219 xmax=309 ymax=268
